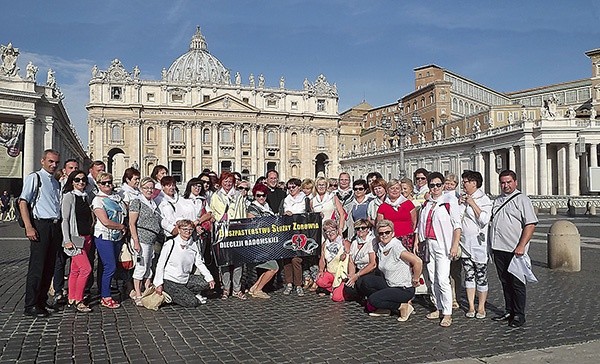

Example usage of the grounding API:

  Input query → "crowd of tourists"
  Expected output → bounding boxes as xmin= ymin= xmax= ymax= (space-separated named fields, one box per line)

xmin=18 ymin=148 xmax=537 ymax=329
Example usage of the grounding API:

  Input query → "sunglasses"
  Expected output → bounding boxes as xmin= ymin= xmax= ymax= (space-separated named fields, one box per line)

xmin=99 ymin=180 xmax=113 ymax=186
xmin=429 ymin=183 xmax=443 ymax=188
xmin=353 ymin=187 xmax=365 ymax=191
xmin=287 ymin=185 xmax=298 ymax=190
xmin=237 ymin=186 xmax=250 ymax=191
xmin=255 ymin=193 xmax=266 ymax=198
xmin=201 ymin=180 xmax=210 ymax=184
xmin=329 ymin=184 xmax=338 ymax=188
xmin=415 ymin=176 xmax=427 ymax=181
xmin=378 ymin=230 xmax=393 ymax=237
xmin=356 ymin=226 xmax=369 ymax=231
xmin=73 ymin=177 xmax=87 ymax=183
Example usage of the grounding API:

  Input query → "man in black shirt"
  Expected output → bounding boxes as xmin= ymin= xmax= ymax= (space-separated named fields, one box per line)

xmin=265 ymin=169 xmax=286 ymax=213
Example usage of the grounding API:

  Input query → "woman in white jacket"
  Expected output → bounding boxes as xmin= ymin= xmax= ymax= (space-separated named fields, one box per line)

xmin=459 ymin=170 xmax=493 ymax=319
xmin=154 ymin=220 xmax=215 ymax=307
xmin=417 ymin=172 xmax=462 ymax=327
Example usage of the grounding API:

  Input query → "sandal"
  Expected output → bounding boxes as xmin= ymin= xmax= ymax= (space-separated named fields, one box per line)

xmin=232 ymin=291 xmax=247 ymax=300
xmin=398 ymin=303 xmax=414 ymax=322
xmin=101 ymin=297 xmax=121 ymax=309
xmin=426 ymin=311 xmax=440 ymax=320
xmin=134 ymin=296 xmax=144 ymax=307
xmin=465 ymin=311 xmax=476 ymax=318
xmin=440 ymin=316 xmax=452 ymax=327
xmin=76 ymin=302 xmax=92 ymax=313
xmin=249 ymin=290 xmax=270 ymax=299
xmin=221 ymin=290 xmax=229 ymax=300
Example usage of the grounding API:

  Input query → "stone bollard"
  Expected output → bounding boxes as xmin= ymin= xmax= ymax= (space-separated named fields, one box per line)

xmin=547 ymin=220 xmax=580 ymax=272
xmin=591 ymin=205 xmax=597 ymax=216
xmin=534 ymin=206 xmax=539 ymax=215
xmin=549 ymin=205 xmax=557 ymax=215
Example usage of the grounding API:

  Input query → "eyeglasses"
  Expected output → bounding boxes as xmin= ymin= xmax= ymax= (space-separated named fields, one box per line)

xmin=141 ymin=187 xmax=154 ymax=191
xmin=378 ymin=230 xmax=393 ymax=237
xmin=99 ymin=180 xmax=113 ymax=186
xmin=415 ymin=176 xmax=427 ymax=181
xmin=180 ymin=227 xmax=194 ymax=232
xmin=324 ymin=229 xmax=338 ymax=235
xmin=255 ymin=193 xmax=266 ymax=198
xmin=73 ymin=177 xmax=87 ymax=183
xmin=462 ymin=180 xmax=474 ymax=184
xmin=353 ymin=187 xmax=365 ymax=191
xmin=237 ymin=186 xmax=250 ymax=191
xmin=428 ymin=183 xmax=443 ymax=188
xmin=356 ymin=226 xmax=369 ymax=231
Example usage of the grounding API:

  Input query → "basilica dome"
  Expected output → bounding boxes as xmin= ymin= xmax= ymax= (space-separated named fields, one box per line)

xmin=166 ymin=27 xmax=230 ymax=84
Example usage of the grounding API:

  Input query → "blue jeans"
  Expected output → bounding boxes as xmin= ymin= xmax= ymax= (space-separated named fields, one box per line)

xmin=95 ymin=237 xmax=122 ymax=298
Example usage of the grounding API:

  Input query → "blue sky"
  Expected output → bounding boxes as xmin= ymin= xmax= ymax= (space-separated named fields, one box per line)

xmin=2 ymin=1 xmax=599 ymax=146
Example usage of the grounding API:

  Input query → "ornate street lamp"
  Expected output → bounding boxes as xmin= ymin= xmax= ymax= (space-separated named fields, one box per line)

xmin=382 ymin=110 xmax=422 ymax=178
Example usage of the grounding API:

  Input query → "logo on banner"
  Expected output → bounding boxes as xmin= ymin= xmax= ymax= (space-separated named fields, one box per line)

xmin=283 ymin=233 xmax=318 ymax=254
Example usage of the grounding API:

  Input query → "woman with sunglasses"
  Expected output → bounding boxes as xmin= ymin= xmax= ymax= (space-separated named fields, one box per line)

xmin=91 ymin=172 xmax=128 ymax=309
xmin=311 ymin=177 xmax=345 ymax=231
xmin=346 ymin=179 xmax=373 ymax=238
xmin=246 ymin=183 xmax=279 ymax=299
xmin=416 ymin=172 xmax=462 ymax=327
xmin=377 ymin=179 xmax=417 ymax=252
xmin=128 ymin=177 xmax=163 ymax=306
xmin=344 ymin=219 xmax=377 ymax=303
xmin=60 ymin=170 xmax=94 ymax=312
xmin=365 ymin=219 xmax=422 ymax=321
xmin=182 ymin=177 xmax=213 ymax=234
xmin=279 ymin=178 xmax=309 ymax=296
xmin=210 ymin=172 xmax=247 ymax=300
xmin=150 ymin=165 xmax=168 ymax=204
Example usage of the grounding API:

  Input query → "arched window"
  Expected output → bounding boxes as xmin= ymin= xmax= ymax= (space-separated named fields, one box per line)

xmin=203 ymin=128 xmax=210 ymax=143
xmin=221 ymin=128 xmax=232 ymax=143
xmin=111 ymin=125 xmax=121 ymax=141
xmin=242 ymin=130 xmax=250 ymax=145
xmin=429 ymin=93 xmax=434 ymax=104
xmin=291 ymin=132 xmax=298 ymax=146
xmin=452 ymin=98 xmax=458 ymax=112
xmin=146 ymin=126 xmax=155 ymax=142
xmin=459 ymin=100 xmax=464 ymax=114
xmin=291 ymin=165 xmax=298 ymax=177
xmin=266 ymin=130 xmax=276 ymax=146
xmin=317 ymin=132 xmax=325 ymax=148
xmin=90 ymin=130 xmax=94 ymax=143
xmin=171 ymin=126 xmax=183 ymax=142
xmin=413 ymin=101 xmax=417 ymax=110
xmin=421 ymin=97 xmax=425 ymax=107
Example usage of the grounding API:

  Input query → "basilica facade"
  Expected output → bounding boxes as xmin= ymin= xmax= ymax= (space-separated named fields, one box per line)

xmin=87 ymin=27 xmax=340 ymax=184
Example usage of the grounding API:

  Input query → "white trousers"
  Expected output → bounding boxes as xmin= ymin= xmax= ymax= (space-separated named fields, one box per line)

xmin=427 ymin=239 xmax=453 ymax=315
xmin=132 ymin=243 xmax=154 ymax=281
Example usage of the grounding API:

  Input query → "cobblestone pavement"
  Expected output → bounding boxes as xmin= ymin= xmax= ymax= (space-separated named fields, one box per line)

xmin=0 ymin=215 xmax=599 ymax=363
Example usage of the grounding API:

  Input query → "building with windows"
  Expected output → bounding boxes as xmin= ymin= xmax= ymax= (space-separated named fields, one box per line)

xmin=87 ymin=27 xmax=340 ymax=183
xmin=0 ymin=42 xmax=86 ymax=195
xmin=341 ymin=48 xmax=600 ymax=196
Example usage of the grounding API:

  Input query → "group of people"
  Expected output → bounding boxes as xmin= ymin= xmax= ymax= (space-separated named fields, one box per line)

xmin=18 ymin=149 xmax=537 ymax=329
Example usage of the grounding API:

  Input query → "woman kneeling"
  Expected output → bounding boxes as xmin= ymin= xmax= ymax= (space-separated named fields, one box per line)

xmin=364 ymin=219 xmax=422 ymax=321
xmin=153 ymin=220 xmax=215 ymax=307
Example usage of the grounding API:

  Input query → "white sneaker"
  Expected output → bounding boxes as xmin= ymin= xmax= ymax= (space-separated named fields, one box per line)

xmin=195 ymin=294 xmax=207 ymax=304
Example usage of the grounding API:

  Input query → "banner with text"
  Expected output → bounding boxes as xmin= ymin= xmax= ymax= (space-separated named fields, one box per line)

xmin=214 ymin=213 xmax=322 ymax=266
xmin=0 ymin=122 xmax=23 ymax=178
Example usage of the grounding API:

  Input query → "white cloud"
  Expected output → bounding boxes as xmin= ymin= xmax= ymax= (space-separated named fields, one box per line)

xmin=17 ymin=51 xmax=94 ymax=148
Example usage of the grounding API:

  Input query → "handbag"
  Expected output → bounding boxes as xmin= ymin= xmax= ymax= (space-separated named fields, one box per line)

xmin=140 ymin=286 xmax=165 ymax=311
xmin=416 ymin=240 xmax=430 ymax=264
xmin=118 ymin=241 xmax=136 ymax=270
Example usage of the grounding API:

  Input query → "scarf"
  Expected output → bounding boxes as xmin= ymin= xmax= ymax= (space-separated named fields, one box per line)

xmin=71 ymin=189 xmax=87 ymax=197
xmin=384 ymin=195 xmax=408 ymax=211
xmin=250 ymin=200 xmax=275 ymax=215
xmin=313 ymin=192 xmax=334 ymax=210
xmin=137 ymin=194 xmax=157 ymax=211
xmin=283 ymin=191 xmax=306 ymax=212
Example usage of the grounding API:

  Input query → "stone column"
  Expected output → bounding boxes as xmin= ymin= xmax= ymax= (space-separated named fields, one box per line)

xmin=211 ymin=122 xmax=219 ymax=172
xmin=159 ymin=121 xmax=169 ymax=168
xmin=257 ymin=125 xmax=265 ymax=177
xmin=475 ymin=152 xmax=484 ymax=173
xmin=185 ymin=121 xmax=194 ymax=180
xmin=590 ymin=143 xmax=598 ymax=167
xmin=539 ymin=143 xmax=548 ymax=195
xmin=24 ymin=117 xmax=36 ymax=176
xmin=557 ymin=145 xmax=567 ymax=195
xmin=250 ymin=125 xmax=258 ymax=176
xmin=130 ymin=119 xmax=141 ymax=173
xmin=234 ymin=124 xmax=242 ymax=172
xmin=568 ymin=142 xmax=579 ymax=195
xmin=509 ymin=146 xmax=516 ymax=171
xmin=279 ymin=126 xmax=287 ymax=180
xmin=488 ymin=151 xmax=498 ymax=194
xmin=520 ymin=139 xmax=536 ymax=195
xmin=196 ymin=122 xmax=203 ymax=172
xmin=44 ymin=116 xmax=55 ymax=151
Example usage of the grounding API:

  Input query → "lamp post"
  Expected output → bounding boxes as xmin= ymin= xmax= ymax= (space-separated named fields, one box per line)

xmin=382 ymin=110 xmax=422 ymax=179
